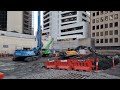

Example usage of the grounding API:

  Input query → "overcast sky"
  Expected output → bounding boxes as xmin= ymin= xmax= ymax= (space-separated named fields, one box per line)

xmin=34 ymin=11 xmax=43 ymax=35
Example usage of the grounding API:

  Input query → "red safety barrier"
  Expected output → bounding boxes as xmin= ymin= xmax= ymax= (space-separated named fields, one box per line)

xmin=86 ymin=59 xmax=95 ymax=69
xmin=45 ymin=61 xmax=57 ymax=69
xmin=73 ymin=61 xmax=93 ymax=72
xmin=57 ymin=60 xmax=72 ymax=70
xmin=45 ymin=59 xmax=95 ymax=72
xmin=0 ymin=72 xmax=4 ymax=79
xmin=54 ymin=60 xmax=61 ymax=65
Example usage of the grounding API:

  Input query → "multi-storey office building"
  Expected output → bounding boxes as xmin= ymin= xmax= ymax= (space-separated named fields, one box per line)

xmin=42 ymin=11 xmax=90 ymax=49
xmin=91 ymin=11 xmax=120 ymax=50
xmin=0 ymin=11 xmax=36 ymax=54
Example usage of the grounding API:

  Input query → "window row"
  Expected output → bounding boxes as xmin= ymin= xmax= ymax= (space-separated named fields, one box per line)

xmin=43 ymin=11 xmax=50 ymax=15
xmin=61 ymin=17 xmax=77 ymax=23
xmin=43 ymin=14 xmax=50 ymax=19
xmin=92 ymin=11 xmax=113 ymax=16
xmin=61 ymin=32 xmax=83 ymax=36
xmin=42 ymin=32 xmax=49 ymax=35
xmin=61 ymin=26 xmax=83 ymax=32
xmin=43 ymin=23 xmax=50 ymax=28
xmin=92 ymin=22 xmax=118 ymax=30
xmin=92 ymin=30 xmax=118 ymax=37
xmin=96 ymin=38 xmax=118 ymax=43
xmin=61 ymin=11 xmax=77 ymax=17
xmin=92 ymin=14 xmax=118 ymax=23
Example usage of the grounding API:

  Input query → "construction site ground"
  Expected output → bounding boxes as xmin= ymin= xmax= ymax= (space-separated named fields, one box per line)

xmin=0 ymin=57 xmax=120 ymax=79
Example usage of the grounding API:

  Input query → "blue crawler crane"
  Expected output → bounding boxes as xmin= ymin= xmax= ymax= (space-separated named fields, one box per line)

xmin=13 ymin=11 xmax=43 ymax=62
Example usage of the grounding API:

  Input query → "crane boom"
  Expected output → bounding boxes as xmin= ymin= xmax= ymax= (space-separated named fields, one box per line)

xmin=37 ymin=11 xmax=41 ymax=49
xmin=45 ymin=38 xmax=54 ymax=49
xmin=13 ymin=11 xmax=43 ymax=62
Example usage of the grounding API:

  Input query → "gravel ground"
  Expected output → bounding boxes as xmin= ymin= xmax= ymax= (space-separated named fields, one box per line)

xmin=102 ymin=63 xmax=120 ymax=77
xmin=0 ymin=57 xmax=120 ymax=79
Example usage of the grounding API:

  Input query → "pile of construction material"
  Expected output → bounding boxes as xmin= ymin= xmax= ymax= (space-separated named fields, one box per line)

xmin=84 ymin=53 xmax=120 ymax=70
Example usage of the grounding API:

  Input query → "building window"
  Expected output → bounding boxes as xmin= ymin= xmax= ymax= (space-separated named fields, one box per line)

xmin=115 ymin=22 xmax=118 ymax=27
xmin=114 ymin=30 xmax=118 ymax=35
xmin=100 ymin=24 xmax=103 ymax=29
xmin=96 ymin=39 xmax=99 ymax=43
xmin=109 ymin=23 xmax=113 ymax=28
xmin=105 ymin=24 xmax=108 ymax=28
xmin=82 ymin=13 xmax=87 ymax=17
xmin=92 ymin=19 xmax=95 ymax=23
xmin=92 ymin=26 xmax=95 ymax=30
xmin=3 ymin=45 xmax=8 ymax=48
xmin=75 ymin=26 xmax=83 ymax=30
xmin=100 ymin=32 xmax=103 ymax=36
xmin=109 ymin=15 xmax=113 ymax=20
xmin=109 ymin=38 xmax=113 ymax=43
xmin=96 ymin=25 xmax=99 ymax=29
xmin=105 ymin=39 xmax=108 ymax=43
xmin=96 ymin=12 xmax=99 ymax=15
xmin=100 ymin=17 xmax=104 ymax=22
xmin=93 ymin=12 xmax=95 ymax=16
xmin=96 ymin=32 xmax=99 ymax=36
xmin=105 ymin=31 xmax=108 ymax=36
xmin=114 ymin=38 xmax=118 ymax=43
xmin=100 ymin=39 xmax=103 ymax=43
xmin=100 ymin=11 xmax=104 ymax=15
xmin=92 ymin=33 xmax=95 ymax=37
xmin=109 ymin=30 xmax=113 ymax=35
xmin=82 ymin=19 xmax=87 ymax=22
xmin=105 ymin=11 xmax=108 ymax=14
xmin=105 ymin=16 xmax=108 ymax=21
xmin=114 ymin=14 xmax=118 ymax=19
xmin=96 ymin=18 xmax=99 ymax=23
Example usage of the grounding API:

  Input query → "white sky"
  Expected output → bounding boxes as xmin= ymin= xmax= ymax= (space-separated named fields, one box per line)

xmin=34 ymin=11 xmax=43 ymax=35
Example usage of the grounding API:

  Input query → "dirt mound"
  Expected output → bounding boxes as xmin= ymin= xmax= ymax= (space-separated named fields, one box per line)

xmin=84 ymin=53 xmax=120 ymax=70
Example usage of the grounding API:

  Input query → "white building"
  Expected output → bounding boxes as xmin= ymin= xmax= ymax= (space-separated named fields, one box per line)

xmin=42 ymin=11 xmax=90 ymax=49
xmin=0 ymin=11 xmax=37 ymax=54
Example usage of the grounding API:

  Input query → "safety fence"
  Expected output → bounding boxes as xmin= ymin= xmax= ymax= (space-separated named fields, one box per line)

xmin=0 ymin=72 xmax=4 ymax=79
xmin=45 ymin=59 xmax=95 ymax=72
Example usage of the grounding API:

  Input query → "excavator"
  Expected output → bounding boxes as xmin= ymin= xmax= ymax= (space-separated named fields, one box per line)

xmin=13 ymin=11 xmax=43 ymax=62
xmin=58 ymin=46 xmax=96 ymax=59
xmin=42 ymin=38 xmax=54 ymax=57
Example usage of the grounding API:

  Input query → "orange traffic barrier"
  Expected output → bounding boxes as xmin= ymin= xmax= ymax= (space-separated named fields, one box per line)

xmin=86 ymin=59 xmax=95 ymax=69
xmin=57 ymin=61 xmax=72 ymax=70
xmin=54 ymin=60 xmax=61 ymax=65
xmin=73 ymin=61 xmax=93 ymax=72
xmin=45 ymin=59 xmax=95 ymax=72
xmin=45 ymin=61 xmax=56 ymax=69
xmin=0 ymin=72 xmax=4 ymax=79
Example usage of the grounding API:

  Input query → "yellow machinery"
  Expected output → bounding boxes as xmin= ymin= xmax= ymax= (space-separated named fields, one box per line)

xmin=65 ymin=50 xmax=79 ymax=56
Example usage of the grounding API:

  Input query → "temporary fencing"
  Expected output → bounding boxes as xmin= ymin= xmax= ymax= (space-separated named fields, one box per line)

xmin=45 ymin=59 xmax=95 ymax=72
xmin=0 ymin=72 xmax=4 ymax=79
